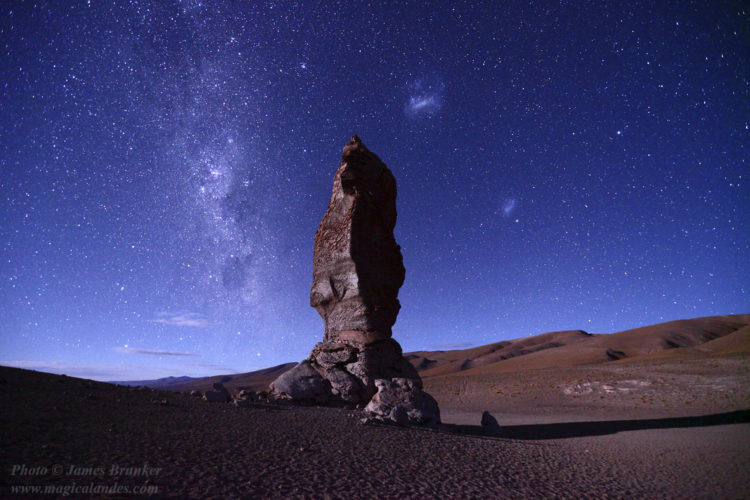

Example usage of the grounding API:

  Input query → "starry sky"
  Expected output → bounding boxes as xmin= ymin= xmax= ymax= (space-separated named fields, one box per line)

xmin=1 ymin=1 xmax=748 ymax=381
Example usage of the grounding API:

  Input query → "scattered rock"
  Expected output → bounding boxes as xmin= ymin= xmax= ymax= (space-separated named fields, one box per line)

xmin=237 ymin=389 xmax=256 ymax=401
xmin=233 ymin=389 xmax=257 ymax=407
xmin=203 ymin=382 xmax=230 ymax=403
xmin=189 ymin=390 xmax=201 ymax=397
xmin=481 ymin=411 xmax=502 ymax=436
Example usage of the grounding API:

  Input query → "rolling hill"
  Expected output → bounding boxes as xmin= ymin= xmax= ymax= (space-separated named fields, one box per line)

xmin=120 ymin=314 xmax=749 ymax=393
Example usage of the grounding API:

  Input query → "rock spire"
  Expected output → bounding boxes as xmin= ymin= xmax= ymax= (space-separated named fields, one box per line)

xmin=269 ymin=136 xmax=439 ymax=426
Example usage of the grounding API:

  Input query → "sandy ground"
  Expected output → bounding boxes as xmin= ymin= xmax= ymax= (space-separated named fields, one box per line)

xmin=1 ymin=364 xmax=749 ymax=499
xmin=426 ymin=356 xmax=750 ymax=425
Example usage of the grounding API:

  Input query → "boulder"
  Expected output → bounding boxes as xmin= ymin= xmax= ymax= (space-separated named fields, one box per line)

xmin=322 ymin=366 xmax=363 ymax=403
xmin=363 ymin=378 xmax=441 ymax=426
xmin=481 ymin=411 xmax=503 ymax=436
xmin=269 ymin=361 xmax=329 ymax=403
xmin=233 ymin=389 xmax=257 ymax=407
xmin=203 ymin=382 xmax=230 ymax=403
xmin=237 ymin=389 xmax=256 ymax=401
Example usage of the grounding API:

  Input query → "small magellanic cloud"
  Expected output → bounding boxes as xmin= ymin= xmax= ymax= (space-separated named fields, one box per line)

xmin=502 ymin=198 xmax=517 ymax=217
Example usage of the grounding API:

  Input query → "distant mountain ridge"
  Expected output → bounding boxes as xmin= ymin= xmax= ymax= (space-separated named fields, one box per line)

xmin=117 ymin=314 xmax=750 ymax=393
xmin=110 ymin=375 xmax=198 ymax=387
xmin=109 ymin=363 xmax=297 ymax=392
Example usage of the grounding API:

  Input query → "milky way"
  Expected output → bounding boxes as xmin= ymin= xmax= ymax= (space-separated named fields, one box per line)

xmin=1 ymin=1 xmax=747 ymax=380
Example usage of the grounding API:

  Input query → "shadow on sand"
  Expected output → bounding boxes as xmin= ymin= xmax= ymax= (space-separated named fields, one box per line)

xmin=447 ymin=409 xmax=750 ymax=440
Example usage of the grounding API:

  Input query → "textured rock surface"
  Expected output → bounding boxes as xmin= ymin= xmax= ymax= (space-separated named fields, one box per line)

xmin=363 ymin=378 xmax=441 ymax=426
xmin=309 ymin=135 xmax=404 ymax=341
xmin=269 ymin=136 xmax=439 ymax=423
xmin=269 ymin=361 xmax=329 ymax=403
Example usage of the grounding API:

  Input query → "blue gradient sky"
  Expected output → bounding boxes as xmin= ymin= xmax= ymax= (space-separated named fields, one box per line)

xmin=1 ymin=1 xmax=747 ymax=380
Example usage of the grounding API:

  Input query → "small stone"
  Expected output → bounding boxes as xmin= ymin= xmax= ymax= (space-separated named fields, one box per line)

xmin=481 ymin=411 xmax=502 ymax=436
xmin=237 ymin=389 xmax=257 ymax=401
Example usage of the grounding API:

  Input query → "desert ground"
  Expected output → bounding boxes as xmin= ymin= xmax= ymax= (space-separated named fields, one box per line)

xmin=2 ymin=314 xmax=749 ymax=498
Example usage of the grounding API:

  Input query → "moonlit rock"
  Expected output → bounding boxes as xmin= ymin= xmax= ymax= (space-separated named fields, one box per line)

xmin=363 ymin=378 xmax=441 ymax=427
xmin=269 ymin=136 xmax=440 ymax=423
xmin=269 ymin=360 xmax=329 ymax=403
xmin=309 ymin=134 xmax=403 ymax=340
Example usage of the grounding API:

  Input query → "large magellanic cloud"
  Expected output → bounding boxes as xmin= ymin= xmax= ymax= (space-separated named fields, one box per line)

xmin=405 ymin=75 xmax=445 ymax=117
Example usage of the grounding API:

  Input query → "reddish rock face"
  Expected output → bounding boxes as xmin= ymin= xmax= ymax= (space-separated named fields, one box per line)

xmin=310 ymin=135 xmax=405 ymax=342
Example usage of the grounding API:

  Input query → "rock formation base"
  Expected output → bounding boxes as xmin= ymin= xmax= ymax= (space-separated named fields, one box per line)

xmin=270 ymin=338 xmax=420 ymax=405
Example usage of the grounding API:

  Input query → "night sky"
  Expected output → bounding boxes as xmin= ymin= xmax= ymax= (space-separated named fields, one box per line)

xmin=1 ymin=1 xmax=748 ymax=381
